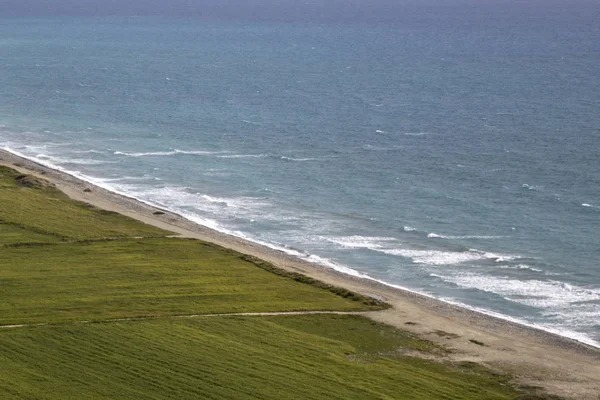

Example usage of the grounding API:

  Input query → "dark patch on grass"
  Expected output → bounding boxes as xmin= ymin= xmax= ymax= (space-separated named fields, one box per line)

xmin=469 ymin=338 xmax=486 ymax=346
xmin=433 ymin=330 xmax=460 ymax=339
xmin=14 ymin=174 xmax=52 ymax=189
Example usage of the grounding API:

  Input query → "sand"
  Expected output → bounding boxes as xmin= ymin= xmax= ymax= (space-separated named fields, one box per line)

xmin=1 ymin=148 xmax=599 ymax=399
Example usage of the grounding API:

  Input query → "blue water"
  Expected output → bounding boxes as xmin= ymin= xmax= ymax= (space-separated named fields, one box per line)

xmin=1 ymin=4 xmax=599 ymax=346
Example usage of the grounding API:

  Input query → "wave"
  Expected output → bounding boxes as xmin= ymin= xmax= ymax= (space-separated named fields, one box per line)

xmin=325 ymin=235 xmax=398 ymax=250
xmin=381 ymin=248 xmax=513 ymax=266
xmin=403 ymin=225 xmax=416 ymax=232
xmin=34 ymin=154 xmax=114 ymax=166
xmin=324 ymin=233 xmax=515 ymax=266
xmin=70 ymin=149 xmax=106 ymax=155
xmin=114 ymin=149 xmax=221 ymax=157
xmin=199 ymin=194 xmax=270 ymax=209
xmin=582 ymin=203 xmax=598 ymax=209
xmin=427 ymin=232 xmax=504 ymax=240
xmin=434 ymin=272 xmax=600 ymax=309
xmin=280 ymin=156 xmax=319 ymax=162
xmin=96 ymin=176 xmax=161 ymax=183
xmin=402 ymin=132 xmax=432 ymax=136
xmin=497 ymin=264 xmax=544 ymax=273
xmin=217 ymin=153 xmax=318 ymax=162
xmin=361 ymin=145 xmax=403 ymax=152
xmin=217 ymin=154 xmax=268 ymax=159
xmin=541 ymin=303 xmax=600 ymax=326
xmin=521 ymin=183 xmax=542 ymax=191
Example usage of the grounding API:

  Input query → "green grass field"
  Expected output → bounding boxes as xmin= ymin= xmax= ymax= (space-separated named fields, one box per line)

xmin=0 ymin=316 xmax=519 ymax=400
xmin=0 ymin=238 xmax=378 ymax=325
xmin=0 ymin=166 xmax=546 ymax=399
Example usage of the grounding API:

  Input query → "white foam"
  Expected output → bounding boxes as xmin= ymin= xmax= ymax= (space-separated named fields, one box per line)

xmin=361 ymin=144 xmax=403 ymax=152
xmin=437 ymin=273 xmax=600 ymax=308
xmin=217 ymin=154 xmax=268 ymax=159
xmin=325 ymin=235 xmax=398 ymax=250
xmin=34 ymin=154 xmax=113 ymax=166
xmin=200 ymin=194 xmax=270 ymax=209
xmin=542 ymin=303 xmax=600 ymax=326
xmin=70 ymin=149 xmax=105 ymax=155
xmin=114 ymin=149 xmax=220 ymax=157
xmin=96 ymin=176 xmax=160 ymax=183
xmin=497 ymin=264 xmax=544 ymax=273
xmin=382 ymin=249 xmax=495 ymax=265
xmin=403 ymin=225 xmax=416 ymax=232
xmin=427 ymin=232 xmax=504 ymax=240
xmin=280 ymin=156 xmax=318 ymax=162
xmin=403 ymin=132 xmax=432 ymax=136
xmin=427 ymin=233 xmax=443 ymax=238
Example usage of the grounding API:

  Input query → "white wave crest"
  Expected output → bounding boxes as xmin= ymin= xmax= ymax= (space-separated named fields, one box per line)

xmin=381 ymin=248 xmax=510 ymax=266
xmin=436 ymin=273 xmax=600 ymax=308
xmin=70 ymin=149 xmax=106 ymax=155
xmin=325 ymin=235 xmax=398 ymax=250
xmin=34 ymin=154 xmax=113 ymax=166
xmin=403 ymin=226 xmax=416 ymax=232
xmin=427 ymin=232 xmax=504 ymax=240
xmin=280 ymin=156 xmax=318 ymax=162
xmin=497 ymin=264 xmax=544 ymax=273
xmin=217 ymin=154 xmax=268 ymax=159
xmin=114 ymin=149 xmax=219 ymax=157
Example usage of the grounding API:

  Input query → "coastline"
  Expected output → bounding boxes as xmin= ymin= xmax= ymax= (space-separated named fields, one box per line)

xmin=2 ymin=147 xmax=599 ymax=399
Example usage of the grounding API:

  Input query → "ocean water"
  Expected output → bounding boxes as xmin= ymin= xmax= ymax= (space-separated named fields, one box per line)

xmin=1 ymin=4 xmax=599 ymax=346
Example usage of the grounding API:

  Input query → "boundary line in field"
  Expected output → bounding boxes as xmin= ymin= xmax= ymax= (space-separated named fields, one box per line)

xmin=0 ymin=310 xmax=369 ymax=330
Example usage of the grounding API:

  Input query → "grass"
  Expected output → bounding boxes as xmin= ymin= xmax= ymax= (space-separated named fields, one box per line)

xmin=0 ymin=238 xmax=381 ymax=325
xmin=0 ymin=222 xmax=61 ymax=245
xmin=0 ymin=315 xmax=522 ymax=400
xmin=0 ymin=166 xmax=169 ymax=240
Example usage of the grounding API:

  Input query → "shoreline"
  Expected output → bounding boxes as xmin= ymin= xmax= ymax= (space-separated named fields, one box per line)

xmin=2 ymin=147 xmax=600 ymax=399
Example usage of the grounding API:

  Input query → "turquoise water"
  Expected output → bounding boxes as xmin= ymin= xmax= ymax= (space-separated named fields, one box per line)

xmin=1 ymin=5 xmax=599 ymax=346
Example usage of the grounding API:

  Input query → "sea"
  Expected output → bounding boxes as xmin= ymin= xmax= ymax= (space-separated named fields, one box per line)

xmin=1 ymin=2 xmax=599 ymax=346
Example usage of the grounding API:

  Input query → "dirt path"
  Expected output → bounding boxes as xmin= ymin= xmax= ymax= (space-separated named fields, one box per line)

xmin=0 ymin=310 xmax=368 ymax=330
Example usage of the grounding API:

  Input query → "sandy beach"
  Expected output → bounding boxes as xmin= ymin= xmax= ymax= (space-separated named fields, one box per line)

xmin=2 ymin=148 xmax=599 ymax=399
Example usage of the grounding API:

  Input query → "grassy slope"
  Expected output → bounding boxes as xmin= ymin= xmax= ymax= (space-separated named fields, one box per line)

xmin=0 ymin=316 xmax=518 ymax=400
xmin=0 ymin=166 xmax=534 ymax=399
xmin=0 ymin=166 xmax=169 ymax=240
xmin=0 ymin=238 xmax=376 ymax=325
